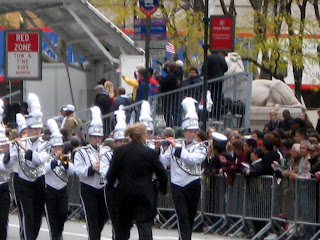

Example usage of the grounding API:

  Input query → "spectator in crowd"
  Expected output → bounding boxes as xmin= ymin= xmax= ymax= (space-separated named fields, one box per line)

xmin=316 ymin=108 xmax=320 ymax=134
xmin=175 ymin=60 xmax=184 ymax=84
xmin=279 ymin=109 xmax=292 ymax=132
xmin=244 ymin=138 xmax=257 ymax=164
xmin=97 ymin=78 xmax=107 ymax=86
xmin=242 ymin=147 xmax=264 ymax=177
xmin=299 ymin=111 xmax=314 ymax=130
xmin=159 ymin=61 xmax=180 ymax=93
xmin=181 ymin=67 xmax=202 ymax=100
xmin=208 ymin=141 xmax=233 ymax=174
xmin=290 ymin=117 xmax=305 ymax=136
xmin=104 ymin=81 xmax=115 ymax=108
xmin=261 ymin=137 xmax=280 ymax=175
xmin=281 ymin=143 xmax=301 ymax=179
xmin=54 ymin=105 xmax=66 ymax=128
xmin=61 ymin=104 xmax=82 ymax=141
xmin=264 ymin=109 xmax=280 ymax=133
xmin=251 ymin=130 xmax=264 ymax=147
xmin=220 ymin=140 xmax=247 ymax=174
xmin=282 ymin=139 xmax=294 ymax=169
xmin=297 ymin=140 xmax=312 ymax=178
xmin=309 ymin=144 xmax=320 ymax=174
xmin=122 ymin=74 xmax=139 ymax=102
xmin=94 ymin=84 xmax=111 ymax=134
xmin=206 ymin=52 xmax=228 ymax=120
xmin=294 ymin=128 xmax=308 ymax=143
xmin=112 ymin=87 xmax=132 ymax=123
xmin=135 ymin=68 xmax=159 ymax=102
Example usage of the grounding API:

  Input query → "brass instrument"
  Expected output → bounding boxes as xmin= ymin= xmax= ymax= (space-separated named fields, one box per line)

xmin=58 ymin=155 xmax=69 ymax=165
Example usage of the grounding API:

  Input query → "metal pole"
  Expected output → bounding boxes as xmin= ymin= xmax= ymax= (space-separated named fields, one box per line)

xmin=202 ymin=0 xmax=209 ymax=130
xmin=144 ymin=16 xmax=151 ymax=100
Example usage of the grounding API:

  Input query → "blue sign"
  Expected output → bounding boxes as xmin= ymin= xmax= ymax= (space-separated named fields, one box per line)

xmin=134 ymin=25 xmax=166 ymax=34
xmin=139 ymin=0 xmax=159 ymax=17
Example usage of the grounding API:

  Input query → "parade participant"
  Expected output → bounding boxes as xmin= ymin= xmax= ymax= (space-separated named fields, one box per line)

xmin=0 ymin=108 xmax=11 ymax=240
xmin=106 ymin=122 xmax=168 ymax=240
xmin=5 ymin=93 xmax=49 ymax=240
xmin=101 ymin=106 xmax=128 ymax=240
xmin=160 ymin=97 xmax=208 ymax=240
xmin=74 ymin=106 xmax=109 ymax=240
xmin=139 ymin=101 xmax=155 ymax=149
xmin=44 ymin=119 xmax=75 ymax=240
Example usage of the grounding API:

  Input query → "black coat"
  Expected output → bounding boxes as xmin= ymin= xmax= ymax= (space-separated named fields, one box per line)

xmin=94 ymin=91 xmax=111 ymax=115
xmin=106 ymin=142 xmax=168 ymax=221
xmin=206 ymin=53 xmax=228 ymax=79
xmin=261 ymin=150 xmax=280 ymax=175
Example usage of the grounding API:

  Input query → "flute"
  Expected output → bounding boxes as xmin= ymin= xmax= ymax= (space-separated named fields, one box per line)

xmin=0 ymin=134 xmax=44 ymax=146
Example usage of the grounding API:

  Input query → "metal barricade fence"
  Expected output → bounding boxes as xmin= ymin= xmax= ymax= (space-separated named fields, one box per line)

xmin=77 ymin=72 xmax=253 ymax=139
xmin=150 ymin=72 xmax=252 ymax=130
xmin=67 ymin=175 xmax=83 ymax=220
xmin=202 ymin=174 xmax=227 ymax=234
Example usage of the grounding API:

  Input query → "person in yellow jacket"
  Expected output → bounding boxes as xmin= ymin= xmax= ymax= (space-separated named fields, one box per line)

xmin=122 ymin=75 xmax=139 ymax=102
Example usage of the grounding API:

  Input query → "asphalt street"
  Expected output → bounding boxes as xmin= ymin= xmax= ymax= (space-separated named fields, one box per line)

xmin=7 ymin=214 xmax=239 ymax=240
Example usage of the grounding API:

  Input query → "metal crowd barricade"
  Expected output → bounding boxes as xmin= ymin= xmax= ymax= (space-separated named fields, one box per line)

xmin=150 ymin=72 xmax=253 ymax=130
xmin=67 ymin=175 xmax=83 ymax=220
xmin=245 ymin=176 xmax=274 ymax=240
xmin=202 ymin=174 xmax=227 ymax=234
xmin=222 ymin=174 xmax=246 ymax=236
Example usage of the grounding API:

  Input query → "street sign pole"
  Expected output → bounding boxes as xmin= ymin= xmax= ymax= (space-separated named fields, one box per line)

xmin=139 ymin=0 xmax=159 ymax=101
xmin=144 ymin=16 xmax=151 ymax=100
xmin=202 ymin=0 xmax=209 ymax=131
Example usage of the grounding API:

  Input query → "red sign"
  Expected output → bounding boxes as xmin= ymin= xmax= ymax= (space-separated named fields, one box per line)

xmin=139 ymin=0 xmax=158 ymax=18
xmin=210 ymin=16 xmax=235 ymax=52
xmin=4 ymin=30 xmax=42 ymax=80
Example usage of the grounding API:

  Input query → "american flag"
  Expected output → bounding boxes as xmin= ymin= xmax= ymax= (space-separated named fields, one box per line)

xmin=166 ymin=42 xmax=175 ymax=54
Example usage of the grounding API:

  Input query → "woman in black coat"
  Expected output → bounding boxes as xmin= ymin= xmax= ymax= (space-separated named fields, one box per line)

xmin=106 ymin=122 xmax=168 ymax=240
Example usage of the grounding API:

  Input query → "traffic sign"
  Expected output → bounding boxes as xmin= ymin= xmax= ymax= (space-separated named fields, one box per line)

xmin=4 ymin=30 xmax=42 ymax=80
xmin=139 ymin=0 xmax=159 ymax=17
xmin=134 ymin=18 xmax=167 ymax=41
xmin=210 ymin=15 xmax=235 ymax=52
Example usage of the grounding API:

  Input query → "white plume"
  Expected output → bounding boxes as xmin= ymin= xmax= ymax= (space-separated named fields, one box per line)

xmin=115 ymin=105 xmax=127 ymax=130
xmin=47 ymin=118 xmax=62 ymax=138
xmin=90 ymin=106 xmax=103 ymax=127
xmin=27 ymin=93 xmax=43 ymax=118
xmin=181 ymin=97 xmax=198 ymax=120
xmin=139 ymin=100 xmax=152 ymax=122
xmin=16 ymin=113 xmax=27 ymax=133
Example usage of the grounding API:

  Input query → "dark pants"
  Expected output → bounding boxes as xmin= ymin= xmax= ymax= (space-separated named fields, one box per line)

xmin=80 ymin=183 xmax=108 ymax=240
xmin=45 ymin=185 xmax=68 ymax=240
xmin=105 ymin=188 xmax=118 ymax=240
xmin=211 ymin=81 xmax=223 ymax=120
xmin=14 ymin=174 xmax=45 ymax=240
xmin=114 ymin=188 xmax=155 ymax=240
xmin=13 ymin=174 xmax=25 ymax=239
xmin=0 ymin=182 xmax=10 ymax=240
xmin=171 ymin=179 xmax=201 ymax=240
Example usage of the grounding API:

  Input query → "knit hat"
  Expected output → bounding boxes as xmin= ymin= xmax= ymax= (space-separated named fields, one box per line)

xmin=25 ymin=93 xmax=43 ymax=128
xmin=139 ymin=101 xmax=154 ymax=132
xmin=88 ymin=106 xmax=103 ymax=137
xmin=181 ymin=97 xmax=199 ymax=130
xmin=47 ymin=118 xmax=63 ymax=147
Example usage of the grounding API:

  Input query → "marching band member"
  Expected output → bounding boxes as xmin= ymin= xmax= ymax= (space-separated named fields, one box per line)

xmin=74 ymin=106 xmax=109 ymax=240
xmin=139 ymin=101 xmax=155 ymax=149
xmin=5 ymin=93 xmax=50 ymax=240
xmin=0 ymin=104 xmax=11 ymax=240
xmin=106 ymin=122 xmax=168 ymax=240
xmin=44 ymin=119 xmax=74 ymax=240
xmin=160 ymin=97 xmax=208 ymax=240
xmin=101 ymin=106 xmax=128 ymax=240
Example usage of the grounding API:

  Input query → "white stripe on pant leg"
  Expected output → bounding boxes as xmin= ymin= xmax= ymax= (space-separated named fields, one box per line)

xmin=13 ymin=187 xmax=24 ymax=237
xmin=103 ymin=188 xmax=115 ymax=239
xmin=80 ymin=193 xmax=90 ymax=240
xmin=44 ymin=203 xmax=53 ymax=240
xmin=18 ymin=199 xmax=28 ymax=240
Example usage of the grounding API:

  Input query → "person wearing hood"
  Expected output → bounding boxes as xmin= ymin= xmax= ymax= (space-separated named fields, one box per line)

xmin=94 ymin=85 xmax=111 ymax=135
xmin=181 ymin=67 xmax=202 ymax=101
